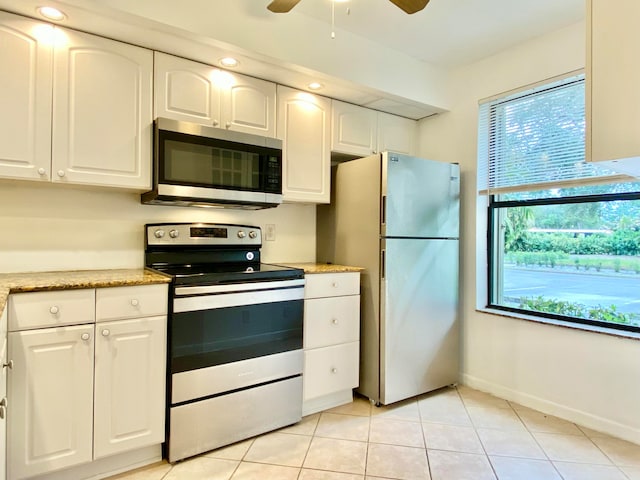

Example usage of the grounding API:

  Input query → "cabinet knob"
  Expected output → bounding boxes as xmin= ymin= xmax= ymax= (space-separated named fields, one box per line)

xmin=225 ymin=121 xmax=231 ymax=129
xmin=331 ymin=367 xmax=338 ymax=374
xmin=49 ymin=306 xmax=59 ymax=315
xmin=213 ymin=120 xmax=219 ymax=127
xmin=81 ymin=333 xmax=90 ymax=341
xmin=130 ymin=299 xmax=139 ymax=307
xmin=102 ymin=329 xmax=110 ymax=337
xmin=331 ymin=318 xmax=339 ymax=325
xmin=332 ymin=282 xmax=338 ymax=288
xmin=57 ymin=170 xmax=65 ymax=177
xmin=3 ymin=360 xmax=13 ymax=370
xmin=0 ymin=405 xmax=5 ymax=420
xmin=37 ymin=167 xmax=46 ymax=175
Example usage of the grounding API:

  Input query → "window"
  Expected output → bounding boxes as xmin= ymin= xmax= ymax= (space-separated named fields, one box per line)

xmin=478 ymin=74 xmax=640 ymax=333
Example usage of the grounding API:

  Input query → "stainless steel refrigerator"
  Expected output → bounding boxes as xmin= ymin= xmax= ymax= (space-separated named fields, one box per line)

xmin=317 ymin=151 xmax=460 ymax=405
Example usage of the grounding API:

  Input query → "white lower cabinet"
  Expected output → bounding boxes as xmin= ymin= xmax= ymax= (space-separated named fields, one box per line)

xmin=302 ymin=271 xmax=361 ymax=415
xmin=8 ymin=325 xmax=95 ymax=480
xmin=0 ymin=307 xmax=9 ymax=480
xmin=93 ymin=316 xmax=166 ymax=459
xmin=6 ymin=284 xmax=167 ymax=480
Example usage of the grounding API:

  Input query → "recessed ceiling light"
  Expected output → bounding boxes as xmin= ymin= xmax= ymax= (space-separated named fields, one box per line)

xmin=37 ymin=6 xmax=66 ymax=21
xmin=219 ymin=57 xmax=239 ymax=68
xmin=308 ymin=82 xmax=324 ymax=91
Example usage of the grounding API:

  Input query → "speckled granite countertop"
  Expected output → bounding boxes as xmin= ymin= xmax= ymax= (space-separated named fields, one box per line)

xmin=0 ymin=268 xmax=171 ymax=315
xmin=280 ymin=263 xmax=365 ymax=274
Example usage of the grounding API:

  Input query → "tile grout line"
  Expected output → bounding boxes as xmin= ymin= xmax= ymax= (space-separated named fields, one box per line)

xmin=456 ymin=385 xmax=500 ymax=480
xmin=509 ymin=400 xmax=567 ymax=479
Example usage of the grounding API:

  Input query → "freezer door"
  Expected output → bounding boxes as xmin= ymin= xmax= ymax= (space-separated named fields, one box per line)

xmin=382 ymin=152 xmax=459 ymax=238
xmin=380 ymin=238 xmax=459 ymax=405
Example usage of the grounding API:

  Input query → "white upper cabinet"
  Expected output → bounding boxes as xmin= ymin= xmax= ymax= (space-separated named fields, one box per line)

xmin=587 ymin=0 xmax=640 ymax=176
xmin=154 ymin=52 xmax=276 ymax=137
xmin=53 ymin=29 xmax=153 ymax=189
xmin=331 ymin=101 xmax=377 ymax=157
xmin=0 ymin=12 xmax=153 ymax=190
xmin=0 ymin=12 xmax=52 ymax=181
xmin=277 ymin=85 xmax=331 ymax=204
xmin=331 ymin=100 xmax=417 ymax=157
xmin=377 ymin=111 xmax=416 ymax=156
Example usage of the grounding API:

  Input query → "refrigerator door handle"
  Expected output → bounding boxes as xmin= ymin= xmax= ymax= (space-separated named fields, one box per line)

xmin=381 ymin=195 xmax=386 ymax=226
xmin=381 ymin=249 xmax=386 ymax=280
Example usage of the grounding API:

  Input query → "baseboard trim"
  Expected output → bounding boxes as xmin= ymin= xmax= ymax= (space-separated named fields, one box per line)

xmin=461 ymin=374 xmax=640 ymax=445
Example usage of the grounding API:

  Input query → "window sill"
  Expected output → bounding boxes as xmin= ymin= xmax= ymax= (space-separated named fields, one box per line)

xmin=476 ymin=307 xmax=640 ymax=341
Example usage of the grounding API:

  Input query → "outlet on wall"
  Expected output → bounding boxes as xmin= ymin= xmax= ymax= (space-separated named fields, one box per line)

xmin=265 ymin=224 xmax=276 ymax=241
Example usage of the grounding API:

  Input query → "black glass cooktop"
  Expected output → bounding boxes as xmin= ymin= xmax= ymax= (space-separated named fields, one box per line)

xmin=151 ymin=262 xmax=303 ymax=286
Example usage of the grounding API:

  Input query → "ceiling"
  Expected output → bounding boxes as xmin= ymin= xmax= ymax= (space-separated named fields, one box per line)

xmin=0 ymin=0 xmax=586 ymax=119
xmin=292 ymin=0 xmax=585 ymax=69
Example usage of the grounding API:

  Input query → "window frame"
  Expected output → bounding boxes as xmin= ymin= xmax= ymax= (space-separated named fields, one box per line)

xmin=487 ymin=191 xmax=640 ymax=334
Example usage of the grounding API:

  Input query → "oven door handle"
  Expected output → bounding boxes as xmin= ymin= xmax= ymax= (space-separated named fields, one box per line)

xmin=174 ymin=286 xmax=304 ymax=313
xmin=174 ymin=278 xmax=305 ymax=297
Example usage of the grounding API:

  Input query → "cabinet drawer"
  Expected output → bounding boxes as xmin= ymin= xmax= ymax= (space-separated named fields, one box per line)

xmin=304 ymin=296 xmax=359 ymax=349
xmin=8 ymin=289 xmax=95 ymax=331
xmin=303 ymin=342 xmax=359 ymax=400
xmin=304 ymin=272 xmax=360 ymax=299
xmin=96 ymin=284 xmax=168 ymax=322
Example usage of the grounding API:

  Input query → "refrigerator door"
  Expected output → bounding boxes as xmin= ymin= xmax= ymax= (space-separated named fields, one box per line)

xmin=380 ymin=237 xmax=459 ymax=405
xmin=382 ymin=152 xmax=459 ymax=239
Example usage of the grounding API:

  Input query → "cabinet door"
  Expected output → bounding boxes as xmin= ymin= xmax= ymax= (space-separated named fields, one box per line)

xmin=588 ymin=0 xmax=640 ymax=168
xmin=52 ymin=28 xmax=152 ymax=189
xmin=154 ymin=52 xmax=221 ymax=126
xmin=277 ymin=85 xmax=331 ymax=203
xmin=0 ymin=12 xmax=52 ymax=181
xmin=331 ymin=100 xmax=377 ymax=156
xmin=222 ymin=73 xmax=276 ymax=137
xmin=8 ymin=325 xmax=94 ymax=480
xmin=377 ymin=112 xmax=416 ymax=155
xmin=93 ymin=316 xmax=166 ymax=459
xmin=0 ymin=307 xmax=6 ymax=480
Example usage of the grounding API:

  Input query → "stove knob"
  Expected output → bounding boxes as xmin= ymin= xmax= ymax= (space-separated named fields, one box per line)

xmin=249 ymin=230 xmax=258 ymax=239
xmin=154 ymin=230 xmax=165 ymax=239
xmin=169 ymin=229 xmax=180 ymax=239
xmin=237 ymin=230 xmax=246 ymax=239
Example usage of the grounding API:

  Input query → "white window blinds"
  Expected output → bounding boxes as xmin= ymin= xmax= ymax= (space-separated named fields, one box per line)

xmin=477 ymin=74 xmax=622 ymax=195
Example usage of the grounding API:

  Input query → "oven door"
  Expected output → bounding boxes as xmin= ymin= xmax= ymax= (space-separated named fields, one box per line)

xmin=171 ymin=279 xmax=304 ymax=374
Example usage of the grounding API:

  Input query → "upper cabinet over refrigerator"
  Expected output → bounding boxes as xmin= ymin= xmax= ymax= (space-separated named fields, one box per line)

xmin=382 ymin=152 xmax=460 ymax=239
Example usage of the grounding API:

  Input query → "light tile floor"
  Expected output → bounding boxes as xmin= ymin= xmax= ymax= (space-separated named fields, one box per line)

xmin=109 ymin=386 xmax=640 ymax=480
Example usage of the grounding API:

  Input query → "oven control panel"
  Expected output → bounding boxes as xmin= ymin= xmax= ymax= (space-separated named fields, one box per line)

xmin=146 ymin=223 xmax=262 ymax=246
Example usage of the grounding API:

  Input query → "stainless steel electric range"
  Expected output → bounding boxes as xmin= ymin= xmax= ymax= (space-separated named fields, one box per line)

xmin=145 ymin=223 xmax=305 ymax=462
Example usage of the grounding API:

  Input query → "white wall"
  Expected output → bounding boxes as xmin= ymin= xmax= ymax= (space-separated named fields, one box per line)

xmin=417 ymin=20 xmax=640 ymax=444
xmin=0 ymin=181 xmax=316 ymax=273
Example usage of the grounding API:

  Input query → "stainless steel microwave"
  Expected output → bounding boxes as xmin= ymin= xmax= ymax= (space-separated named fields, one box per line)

xmin=142 ymin=118 xmax=283 ymax=209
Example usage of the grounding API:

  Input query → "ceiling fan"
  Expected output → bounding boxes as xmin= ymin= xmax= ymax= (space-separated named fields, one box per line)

xmin=267 ymin=0 xmax=430 ymax=15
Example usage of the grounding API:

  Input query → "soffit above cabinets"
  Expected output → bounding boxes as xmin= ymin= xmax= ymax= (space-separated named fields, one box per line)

xmin=0 ymin=0 xmax=446 ymax=120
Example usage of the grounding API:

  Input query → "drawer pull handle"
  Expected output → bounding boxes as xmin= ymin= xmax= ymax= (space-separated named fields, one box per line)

xmin=331 ymin=367 xmax=338 ymax=374
xmin=3 ymin=360 xmax=13 ymax=370
xmin=331 ymin=318 xmax=339 ymax=325
xmin=49 ymin=306 xmax=59 ymax=315
xmin=102 ymin=329 xmax=110 ymax=337
xmin=130 ymin=299 xmax=139 ymax=307
xmin=81 ymin=333 xmax=90 ymax=341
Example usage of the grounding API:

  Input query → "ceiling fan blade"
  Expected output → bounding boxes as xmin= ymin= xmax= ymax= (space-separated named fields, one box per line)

xmin=267 ymin=0 xmax=303 ymax=13
xmin=389 ymin=0 xmax=430 ymax=14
